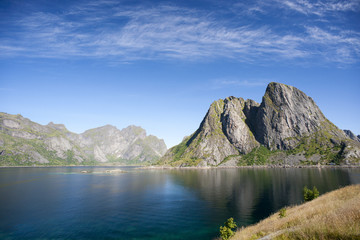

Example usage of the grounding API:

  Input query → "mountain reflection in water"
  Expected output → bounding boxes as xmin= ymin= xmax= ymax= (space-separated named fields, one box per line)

xmin=0 ymin=167 xmax=358 ymax=240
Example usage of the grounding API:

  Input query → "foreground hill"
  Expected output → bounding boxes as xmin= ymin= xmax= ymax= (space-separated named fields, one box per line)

xmin=0 ymin=113 xmax=167 ymax=165
xmin=158 ymin=82 xmax=360 ymax=167
xmin=231 ymin=184 xmax=360 ymax=240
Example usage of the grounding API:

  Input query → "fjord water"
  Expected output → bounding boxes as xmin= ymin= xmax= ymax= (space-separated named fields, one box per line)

xmin=0 ymin=167 xmax=359 ymax=240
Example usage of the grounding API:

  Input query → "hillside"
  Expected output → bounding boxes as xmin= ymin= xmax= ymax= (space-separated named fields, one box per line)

xmin=0 ymin=113 xmax=167 ymax=165
xmin=231 ymin=184 xmax=360 ymax=240
xmin=158 ymin=82 xmax=360 ymax=167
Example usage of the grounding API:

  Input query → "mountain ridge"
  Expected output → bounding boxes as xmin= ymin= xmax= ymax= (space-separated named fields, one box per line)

xmin=0 ymin=113 xmax=167 ymax=166
xmin=158 ymin=82 xmax=360 ymax=167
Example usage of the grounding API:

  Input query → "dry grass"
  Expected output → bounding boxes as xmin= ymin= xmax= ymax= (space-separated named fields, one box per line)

xmin=232 ymin=185 xmax=360 ymax=240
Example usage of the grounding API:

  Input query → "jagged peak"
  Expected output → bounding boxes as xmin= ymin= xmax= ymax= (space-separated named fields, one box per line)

xmin=264 ymin=82 xmax=303 ymax=100
xmin=224 ymin=96 xmax=241 ymax=102
xmin=266 ymin=82 xmax=294 ymax=92
xmin=263 ymin=82 xmax=316 ymax=109
xmin=245 ymin=98 xmax=260 ymax=105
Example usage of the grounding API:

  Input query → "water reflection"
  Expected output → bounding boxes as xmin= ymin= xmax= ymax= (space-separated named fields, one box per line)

xmin=0 ymin=167 xmax=358 ymax=240
xmin=167 ymin=168 xmax=354 ymax=226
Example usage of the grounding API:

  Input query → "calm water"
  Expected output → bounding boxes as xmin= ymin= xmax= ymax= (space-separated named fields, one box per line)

xmin=0 ymin=167 xmax=359 ymax=240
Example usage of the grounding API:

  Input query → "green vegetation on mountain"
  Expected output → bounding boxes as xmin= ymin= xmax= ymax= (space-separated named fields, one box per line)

xmin=0 ymin=112 xmax=167 ymax=166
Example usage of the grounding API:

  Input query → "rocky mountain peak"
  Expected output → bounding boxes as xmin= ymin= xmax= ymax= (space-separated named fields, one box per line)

xmin=254 ymin=82 xmax=327 ymax=150
xmin=159 ymin=82 xmax=359 ymax=167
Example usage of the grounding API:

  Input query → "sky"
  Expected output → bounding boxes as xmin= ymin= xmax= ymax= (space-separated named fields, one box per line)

xmin=0 ymin=0 xmax=359 ymax=148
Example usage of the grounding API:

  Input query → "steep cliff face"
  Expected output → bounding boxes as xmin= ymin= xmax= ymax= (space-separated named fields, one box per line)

xmin=0 ymin=113 xmax=167 ymax=165
xmin=222 ymin=97 xmax=260 ymax=154
xmin=253 ymin=82 xmax=346 ymax=150
xmin=159 ymin=82 xmax=360 ymax=167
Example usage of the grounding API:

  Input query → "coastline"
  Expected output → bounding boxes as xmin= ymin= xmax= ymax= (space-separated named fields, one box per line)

xmin=0 ymin=164 xmax=359 ymax=169
xmin=0 ymin=165 xmax=144 ymax=168
xmin=143 ymin=164 xmax=360 ymax=169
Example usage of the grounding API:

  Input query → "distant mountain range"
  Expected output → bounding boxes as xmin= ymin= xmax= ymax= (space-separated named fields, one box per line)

xmin=158 ymin=82 xmax=360 ymax=167
xmin=0 ymin=113 xmax=167 ymax=166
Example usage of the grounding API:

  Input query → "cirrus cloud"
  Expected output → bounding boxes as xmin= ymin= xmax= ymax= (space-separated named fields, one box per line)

xmin=0 ymin=0 xmax=359 ymax=65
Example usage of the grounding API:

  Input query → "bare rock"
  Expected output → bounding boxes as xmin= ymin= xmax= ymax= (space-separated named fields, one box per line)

xmin=343 ymin=130 xmax=360 ymax=142
xmin=3 ymin=119 xmax=21 ymax=129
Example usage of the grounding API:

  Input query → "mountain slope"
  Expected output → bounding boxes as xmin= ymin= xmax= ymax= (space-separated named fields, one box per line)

xmin=158 ymin=82 xmax=360 ymax=167
xmin=0 ymin=113 xmax=167 ymax=165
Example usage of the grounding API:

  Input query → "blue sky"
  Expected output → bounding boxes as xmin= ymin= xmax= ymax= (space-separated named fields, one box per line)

xmin=1 ymin=0 xmax=359 ymax=148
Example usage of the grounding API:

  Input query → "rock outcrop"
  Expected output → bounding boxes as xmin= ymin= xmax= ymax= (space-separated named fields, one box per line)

xmin=344 ymin=130 xmax=360 ymax=142
xmin=0 ymin=113 xmax=167 ymax=165
xmin=159 ymin=82 xmax=360 ymax=167
xmin=253 ymin=83 xmax=337 ymax=150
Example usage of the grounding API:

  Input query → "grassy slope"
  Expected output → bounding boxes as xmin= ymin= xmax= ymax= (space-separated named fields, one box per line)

xmin=232 ymin=184 xmax=360 ymax=240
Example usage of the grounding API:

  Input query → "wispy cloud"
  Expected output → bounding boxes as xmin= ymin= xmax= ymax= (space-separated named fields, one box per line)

xmin=276 ymin=0 xmax=360 ymax=16
xmin=305 ymin=26 xmax=360 ymax=63
xmin=0 ymin=0 xmax=359 ymax=65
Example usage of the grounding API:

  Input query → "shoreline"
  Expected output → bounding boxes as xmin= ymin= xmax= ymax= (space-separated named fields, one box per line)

xmin=143 ymin=164 xmax=360 ymax=169
xmin=1 ymin=164 xmax=359 ymax=169
xmin=0 ymin=165 xmax=144 ymax=168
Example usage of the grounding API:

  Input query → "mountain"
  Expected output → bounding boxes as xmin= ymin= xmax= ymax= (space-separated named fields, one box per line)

xmin=0 ymin=113 xmax=167 ymax=166
xmin=343 ymin=130 xmax=360 ymax=142
xmin=159 ymin=82 xmax=360 ymax=167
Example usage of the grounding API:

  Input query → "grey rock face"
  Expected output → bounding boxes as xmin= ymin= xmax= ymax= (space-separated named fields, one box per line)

xmin=221 ymin=97 xmax=260 ymax=154
xmin=3 ymin=119 xmax=21 ymax=129
xmin=188 ymin=99 xmax=240 ymax=165
xmin=342 ymin=141 xmax=360 ymax=165
xmin=44 ymin=137 xmax=72 ymax=158
xmin=0 ymin=112 xmax=167 ymax=165
xmin=343 ymin=130 xmax=360 ymax=142
xmin=253 ymin=82 xmax=328 ymax=150
xmin=78 ymin=125 xmax=167 ymax=162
